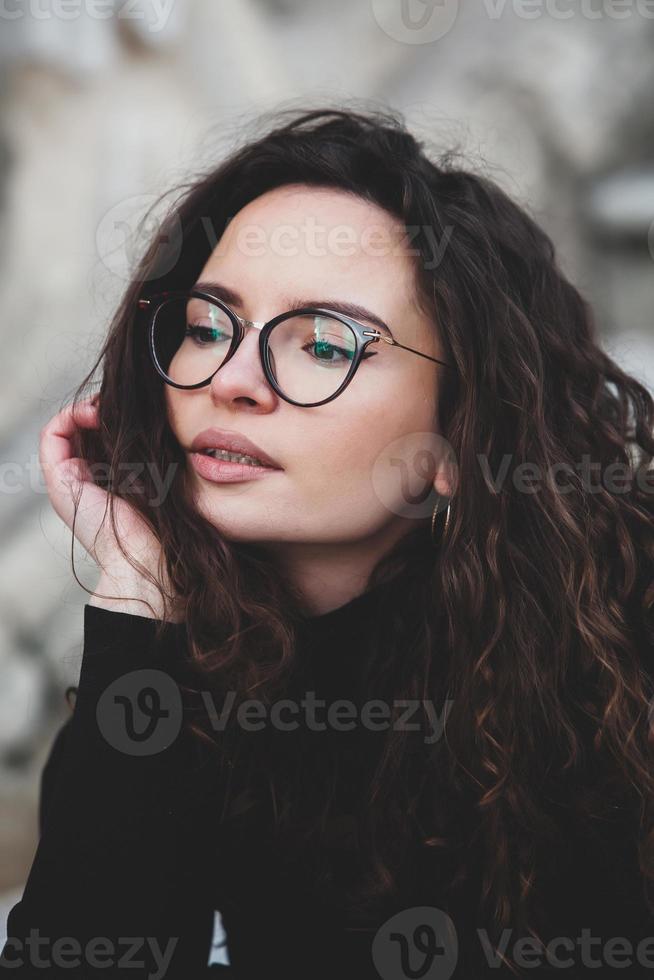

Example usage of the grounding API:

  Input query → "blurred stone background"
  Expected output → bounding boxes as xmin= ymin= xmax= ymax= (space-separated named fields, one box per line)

xmin=1 ymin=0 xmax=653 ymax=959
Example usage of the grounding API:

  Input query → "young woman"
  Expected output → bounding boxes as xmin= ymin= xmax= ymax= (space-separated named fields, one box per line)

xmin=3 ymin=106 xmax=654 ymax=979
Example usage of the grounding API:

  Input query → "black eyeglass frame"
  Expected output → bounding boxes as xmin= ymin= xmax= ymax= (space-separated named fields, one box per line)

xmin=138 ymin=288 xmax=453 ymax=409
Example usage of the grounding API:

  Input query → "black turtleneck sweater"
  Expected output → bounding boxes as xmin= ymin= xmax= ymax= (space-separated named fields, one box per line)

xmin=2 ymin=585 xmax=654 ymax=979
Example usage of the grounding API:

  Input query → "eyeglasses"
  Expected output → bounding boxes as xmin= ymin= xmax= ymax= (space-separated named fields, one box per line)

xmin=138 ymin=288 xmax=453 ymax=408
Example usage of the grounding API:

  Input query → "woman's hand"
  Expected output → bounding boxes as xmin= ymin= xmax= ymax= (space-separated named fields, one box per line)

xmin=39 ymin=396 xmax=181 ymax=621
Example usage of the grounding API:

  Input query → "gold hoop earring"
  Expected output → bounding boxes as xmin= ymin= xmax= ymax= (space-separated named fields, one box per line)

xmin=431 ymin=496 xmax=452 ymax=546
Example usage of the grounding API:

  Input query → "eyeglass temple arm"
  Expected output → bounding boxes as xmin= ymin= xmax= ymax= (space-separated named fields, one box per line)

xmin=363 ymin=330 xmax=452 ymax=369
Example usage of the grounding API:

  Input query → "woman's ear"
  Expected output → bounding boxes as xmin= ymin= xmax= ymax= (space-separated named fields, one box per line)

xmin=432 ymin=448 xmax=457 ymax=501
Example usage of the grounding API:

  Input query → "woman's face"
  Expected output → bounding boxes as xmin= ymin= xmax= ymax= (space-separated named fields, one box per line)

xmin=166 ymin=184 xmax=448 ymax=565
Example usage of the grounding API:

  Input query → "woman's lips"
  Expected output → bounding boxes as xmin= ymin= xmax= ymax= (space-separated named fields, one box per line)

xmin=188 ymin=451 xmax=282 ymax=484
xmin=189 ymin=427 xmax=282 ymax=469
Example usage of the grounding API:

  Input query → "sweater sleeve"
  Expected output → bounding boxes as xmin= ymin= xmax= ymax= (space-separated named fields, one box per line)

xmin=0 ymin=604 xmax=222 ymax=980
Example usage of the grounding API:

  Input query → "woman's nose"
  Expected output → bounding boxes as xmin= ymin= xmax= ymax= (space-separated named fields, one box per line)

xmin=207 ymin=324 xmax=275 ymax=406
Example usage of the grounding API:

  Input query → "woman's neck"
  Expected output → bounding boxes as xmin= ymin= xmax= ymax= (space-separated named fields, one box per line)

xmin=267 ymin=518 xmax=428 ymax=618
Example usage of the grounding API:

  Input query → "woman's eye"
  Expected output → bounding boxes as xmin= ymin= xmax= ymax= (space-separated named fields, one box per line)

xmin=302 ymin=340 xmax=354 ymax=363
xmin=185 ymin=324 xmax=227 ymax=344
xmin=300 ymin=341 xmax=378 ymax=364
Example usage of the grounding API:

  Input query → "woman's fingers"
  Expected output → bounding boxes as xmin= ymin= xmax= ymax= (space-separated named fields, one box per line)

xmin=39 ymin=397 xmax=166 ymax=587
xmin=39 ymin=397 xmax=99 ymax=477
xmin=39 ymin=398 xmax=102 ymax=531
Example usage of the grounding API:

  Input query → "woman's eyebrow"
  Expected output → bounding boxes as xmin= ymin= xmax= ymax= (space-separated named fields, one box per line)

xmin=193 ymin=279 xmax=395 ymax=339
